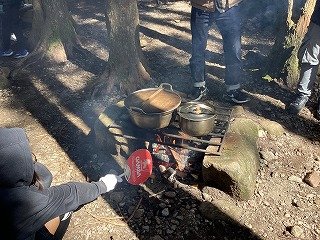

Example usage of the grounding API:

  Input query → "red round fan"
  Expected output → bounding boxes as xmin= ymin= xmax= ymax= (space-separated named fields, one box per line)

xmin=118 ymin=149 xmax=153 ymax=185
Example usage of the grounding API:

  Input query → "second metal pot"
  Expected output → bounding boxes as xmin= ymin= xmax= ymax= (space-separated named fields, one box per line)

xmin=177 ymin=102 xmax=215 ymax=137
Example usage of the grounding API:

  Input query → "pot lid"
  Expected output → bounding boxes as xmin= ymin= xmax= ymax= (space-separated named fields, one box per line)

xmin=124 ymin=85 xmax=181 ymax=114
xmin=178 ymin=102 xmax=215 ymax=121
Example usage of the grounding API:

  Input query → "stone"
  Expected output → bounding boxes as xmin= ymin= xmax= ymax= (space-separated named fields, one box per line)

xmin=314 ymin=198 xmax=320 ymax=206
xmin=134 ymin=209 xmax=145 ymax=219
xmin=109 ymin=191 xmax=124 ymax=203
xmin=170 ymin=219 xmax=179 ymax=225
xmin=164 ymin=191 xmax=177 ymax=198
xmin=284 ymin=213 xmax=291 ymax=218
xmin=260 ymin=150 xmax=276 ymax=161
xmin=292 ymin=198 xmax=303 ymax=208
xmin=151 ymin=235 xmax=164 ymax=240
xmin=142 ymin=225 xmax=150 ymax=232
xmin=258 ymin=119 xmax=285 ymax=137
xmin=170 ymin=225 xmax=177 ymax=230
xmin=303 ymin=171 xmax=320 ymax=188
xmin=202 ymin=192 xmax=212 ymax=201
xmin=166 ymin=229 xmax=174 ymax=234
xmin=258 ymin=129 xmax=267 ymax=138
xmin=288 ymin=175 xmax=303 ymax=183
xmin=161 ymin=208 xmax=170 ymax=217
xmin=159 ymin=203 xmax=167 ymax=209
xmin=158 ymin=165 xmax=167 ymax=173
xmin=202 ymin=118 xmax=260 ymax=200
xmin=290 ymin=225 xmax=304 ymax=238
xmin=155 ymin=216 xmax=161 ymax=224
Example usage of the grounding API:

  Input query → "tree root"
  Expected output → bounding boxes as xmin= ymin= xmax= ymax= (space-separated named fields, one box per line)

xmin=10 ymin=48 xmax=45 ymax=79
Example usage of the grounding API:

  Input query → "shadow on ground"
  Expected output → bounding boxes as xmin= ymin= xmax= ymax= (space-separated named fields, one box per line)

xmin=2 ymin=0 xmax=320 ymax=239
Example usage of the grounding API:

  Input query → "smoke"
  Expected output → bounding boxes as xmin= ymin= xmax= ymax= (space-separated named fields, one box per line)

xmin=241 ymin=0 xmax=278 ymax=30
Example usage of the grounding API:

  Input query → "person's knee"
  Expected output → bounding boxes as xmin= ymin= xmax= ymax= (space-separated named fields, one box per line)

xmin=44 ymin=217 xmax=60 ymax=235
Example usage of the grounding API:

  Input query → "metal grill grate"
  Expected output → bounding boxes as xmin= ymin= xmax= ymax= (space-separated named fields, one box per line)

xmin=108 ymin=105 xmax=233 ymax=156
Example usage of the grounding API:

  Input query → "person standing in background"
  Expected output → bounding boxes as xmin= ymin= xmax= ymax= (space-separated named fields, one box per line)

xmin=188 ymin=0 xmax=250 ymax=103
xmin=0 ymin=0 xmax=29 ymax=58
xmin=288 ymin=1 xmax=320 ymax=118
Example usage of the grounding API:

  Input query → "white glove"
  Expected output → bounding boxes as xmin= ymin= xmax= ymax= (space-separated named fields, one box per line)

xmin=99 ymin=174 xmax=119 ymax=192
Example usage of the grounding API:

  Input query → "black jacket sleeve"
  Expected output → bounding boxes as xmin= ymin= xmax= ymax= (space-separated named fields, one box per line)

xmin=26 ymin=181 xmax=108 ymax=236
xmin=0 ymin=180 xmax=108 ymax=240
xmin=41 ymin=181 xmax=108 ymax=219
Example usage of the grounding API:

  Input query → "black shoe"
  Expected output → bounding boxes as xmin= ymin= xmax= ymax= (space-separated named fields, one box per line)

xmin=288 ymin=95 xmax=309 ymax=114
xmin=187 ymin=86 xmax=208 ymax=101
xmin=225 ymin=89 xmax=250 ymax=104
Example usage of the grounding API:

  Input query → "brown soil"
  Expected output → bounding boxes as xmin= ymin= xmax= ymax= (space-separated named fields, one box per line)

xmin=1 ymin=1 xmax=320 ymax=240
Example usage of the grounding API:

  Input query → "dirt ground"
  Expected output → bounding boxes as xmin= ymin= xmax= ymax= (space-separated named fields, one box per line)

xmin=1 ymin=0 xmax=320 ymax=239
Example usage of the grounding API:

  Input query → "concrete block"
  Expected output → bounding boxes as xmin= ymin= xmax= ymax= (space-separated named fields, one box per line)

xmin=202 ymin=118 xmax=260 ymax=201
xmin=94 ymin=100 xmax=130 ymax=155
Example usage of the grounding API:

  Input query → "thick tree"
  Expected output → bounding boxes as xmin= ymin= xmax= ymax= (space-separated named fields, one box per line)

xmin=18 ymin=0 xmax=151 ymax=96
xmin=265 ymin=0 xmax=317 ymax=89
xmin=101 ymin=0 xmax=151 ymax=94
xmin=27 ymin=0 xmax=78 ymax=64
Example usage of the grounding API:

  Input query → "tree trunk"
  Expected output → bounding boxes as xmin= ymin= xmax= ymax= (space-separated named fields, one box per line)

xmin=102 ymin=0 xmax=151 ymax=94
xmin=30 ymin=0 xmax=77 ymax=62
xmin=266 ymin=0 xmax=316 ymax=89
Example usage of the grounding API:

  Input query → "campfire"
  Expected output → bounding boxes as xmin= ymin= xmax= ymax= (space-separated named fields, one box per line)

xmin=107 ymin=103 xmax=232 ymax=185
xmin=101 ymin=83 xmax=234 ymax=185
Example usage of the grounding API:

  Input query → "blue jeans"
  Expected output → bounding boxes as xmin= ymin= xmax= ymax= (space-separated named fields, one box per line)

xmin=189 ymin=6 xmax=242 ymax=91
xmin=297 ymin=22 xmax=320 ymax=97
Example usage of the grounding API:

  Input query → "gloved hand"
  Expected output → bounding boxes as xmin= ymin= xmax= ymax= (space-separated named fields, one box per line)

xmin=99 ymin=174 xmax=121 ymax=192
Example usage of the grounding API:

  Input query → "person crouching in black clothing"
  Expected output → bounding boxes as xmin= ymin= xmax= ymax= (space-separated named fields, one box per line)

xmin=0 ymin=128 xmax=120 ymax=239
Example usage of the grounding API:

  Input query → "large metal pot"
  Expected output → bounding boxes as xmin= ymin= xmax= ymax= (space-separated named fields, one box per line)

xmin=177 ymin=102 xmax=215 ymax=136
xmin=124 ymin=83 xmax=181 ymax=129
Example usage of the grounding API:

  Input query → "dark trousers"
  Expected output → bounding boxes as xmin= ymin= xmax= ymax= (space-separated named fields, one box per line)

xmin=35 ymin=215 xmax=72 ymax=240
xmin=189 ymin=6 xmax=243 ymax=91
xmin=0 ymin=2 xmax=26 ymax=50
xmin=34 ymin=162 xmax=71 ymax=240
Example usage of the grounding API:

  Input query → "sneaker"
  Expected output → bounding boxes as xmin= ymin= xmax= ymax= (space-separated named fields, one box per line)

xmin=13 ymin=49 xmax=29 ymax=59
xmin=288 ymin=94 xmax=309 ymax=114
xmin=187 ymin=86 xmax=208 ymax=101
xmin=61 ymin=211 xmax=73 ymax=221
xmin=225 ymin=89 xmax=250 ymax=104
xmin=0 ymin=49 xmax=14 ymax=57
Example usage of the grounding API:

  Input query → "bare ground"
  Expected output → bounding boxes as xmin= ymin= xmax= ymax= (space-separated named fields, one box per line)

xmin=1 ymin=0 xmax=320 ymax=239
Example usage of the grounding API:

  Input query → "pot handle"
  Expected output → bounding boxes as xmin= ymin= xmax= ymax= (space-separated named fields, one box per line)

xmin=129 ymin=106 xmax=147 ymax=115
xmin=159 ymin=83 xmax=173 ymax=91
